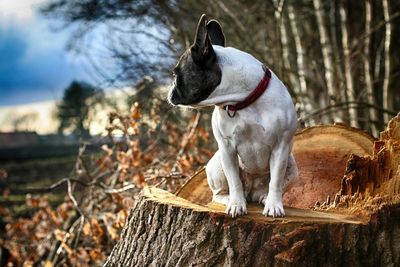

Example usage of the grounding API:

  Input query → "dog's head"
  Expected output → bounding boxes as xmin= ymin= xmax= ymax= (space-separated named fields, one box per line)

xmin=168 ymin=14 xmax=225 ymax=106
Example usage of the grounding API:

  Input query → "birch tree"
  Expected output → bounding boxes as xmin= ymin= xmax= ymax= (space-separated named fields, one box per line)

xmin=273 ymin=0 xmax=301 ymax=101
xmin=287 ymin=3 xmax=314 ymax=125
xmin=340 ymin=0 xmax=359 ymax=128
xmin=363 ymin=0 xmax=379 ymax=136
xmin=312 ymin=0 xmax=338 ymax=123
xmin=382 ymin=0 xmax=392 ymax=123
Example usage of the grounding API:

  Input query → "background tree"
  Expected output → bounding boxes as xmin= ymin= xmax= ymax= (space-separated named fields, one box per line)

xmin=57 ymin=81 xmax=102 ymax=138
xmin=10 ymin=113 xmax=39 ymax=132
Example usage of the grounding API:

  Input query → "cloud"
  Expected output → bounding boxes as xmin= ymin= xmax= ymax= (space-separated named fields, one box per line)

xmin=0 ymin=1 xmax=93 ymax=106
xmin=0 ymin=0 xmax=45 ymax=23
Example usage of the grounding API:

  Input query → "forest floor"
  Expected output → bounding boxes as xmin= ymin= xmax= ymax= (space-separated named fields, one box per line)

xmin=1 ymin=155 xmax=76 ymax=216
xmin=0 ymin=140 xmax=107 ymax=219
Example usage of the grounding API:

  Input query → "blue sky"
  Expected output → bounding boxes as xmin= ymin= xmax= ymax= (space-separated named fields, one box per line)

xmin=0 ymin=0 xmax=94 ymax=106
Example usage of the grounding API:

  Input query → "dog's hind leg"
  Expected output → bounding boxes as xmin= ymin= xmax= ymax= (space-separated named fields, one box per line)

xmin=206 ymin=150 xmax=230 ymax=205
xmin=247 ymin=174 xmax=269 ymax=203
xmin=283 ymin=153 xmax=298 ymax=189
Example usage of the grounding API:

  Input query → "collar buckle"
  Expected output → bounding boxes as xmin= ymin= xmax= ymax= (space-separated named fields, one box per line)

xmin=225 ymin=105 xmax=236 ymax=118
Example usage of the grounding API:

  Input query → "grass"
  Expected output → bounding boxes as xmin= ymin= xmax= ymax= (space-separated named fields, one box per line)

xmin=2 ymin=156 xmax=76 ymax=185
xmin=0 ymin=145 xmax=103 ymax=218
xmin=1 ymin=155 xmax=77 ymax=217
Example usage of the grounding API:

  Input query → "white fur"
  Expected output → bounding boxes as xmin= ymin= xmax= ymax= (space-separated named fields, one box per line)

xmin=202 ymin=46 xmax=298 ymax=218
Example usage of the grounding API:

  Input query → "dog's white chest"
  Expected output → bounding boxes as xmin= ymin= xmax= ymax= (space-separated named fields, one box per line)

xmin=215 ymin=111 xmax=275 ymax=174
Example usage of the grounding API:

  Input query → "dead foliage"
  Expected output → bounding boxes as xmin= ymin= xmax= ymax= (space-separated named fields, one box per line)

xmin=0 ymin=100 xmax=213 ymax=266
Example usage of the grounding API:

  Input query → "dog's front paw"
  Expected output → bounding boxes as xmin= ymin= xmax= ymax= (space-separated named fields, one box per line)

xmin=226 ymin=194 xmax=247 ymax=218
xmin=261 ymin=191 xmax=285 ymax=217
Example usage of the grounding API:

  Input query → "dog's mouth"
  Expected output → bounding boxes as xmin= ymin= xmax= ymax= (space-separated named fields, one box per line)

xmin=168 ymin=88 xmax=188 ymax=106
xmin=168 ymin=86 xmax=207 ymax=108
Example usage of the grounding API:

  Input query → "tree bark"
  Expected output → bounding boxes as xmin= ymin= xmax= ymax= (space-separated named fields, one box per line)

xmin=339 ymin=1 xmax=359 ymax=128
xmin=363 ymin=0 xmax=379 ymax=136
xmin=329 ymin=1 xmax=348 ymax=124
xmin=105 ymin=115 xmax=400 ymax=267
xmin=287 ymin=4 xmax=314 ymax=126
xmin=271 ymin=0 xmax=286 ymax=80
xmin=382 ymin=0 xmax=392 ymax=123
xmin=105 ymin=186 xmax=400 ymax=267
xmin=312 ymin=0 xmax=338 ymax=124
xmin=273 ymin=1 xmax=298 ymax=95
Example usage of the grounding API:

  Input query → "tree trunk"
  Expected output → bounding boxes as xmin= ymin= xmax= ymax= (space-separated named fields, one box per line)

xmin=329 ymin=1 xmax=348 ymax=125
xmin=363 ymin=0 xmax=379 ymax=136
xmin=273 ymin=1 xmax=298 ymax=95
xmin=287 ymin=4 xmax=314 ymax=126
xmin=270 ymin=0 xmax=286 ymax=81
xmin=382 ymin=0 xmax=392 ymax=123
xmin=105 ymin=114 xmax=400 ymax=267
xmin=339 ymin=1 xmax=359 ymax=128
xmin=312 ymin=0 xmax=338 ymax=124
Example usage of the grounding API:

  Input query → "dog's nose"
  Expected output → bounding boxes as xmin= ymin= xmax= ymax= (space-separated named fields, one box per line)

xmin=167 ymin=88 xmax=180 ymax=106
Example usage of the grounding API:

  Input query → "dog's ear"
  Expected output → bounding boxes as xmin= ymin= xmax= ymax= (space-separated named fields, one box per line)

xmin=191 ymin=14 xmax=216 ymax=68
xmin=206 ymin=20 xmax=225 ymax=47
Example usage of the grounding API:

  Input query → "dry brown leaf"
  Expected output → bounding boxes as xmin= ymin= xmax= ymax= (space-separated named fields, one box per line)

xmin=23 ymin=260 xmax=34 ymax=267
xmin=130 ymin=102 xmax=141 ymax=120
xmin=90 ymin=248 xmax=106 ymax=264
xmin=115 ymin=209 xmax=128 ymax=228
xmin=83 ymin=221 xmax=91 ymax=236
xmin=70 ymin=248 xmax=90 ymax=267
xmin=90 ymin=218 xmax=104 ymax=239
xmin=133 ymin=173 xmax=146 ymax=187
xmin=54 ymin=229 xmax=68 ymax=242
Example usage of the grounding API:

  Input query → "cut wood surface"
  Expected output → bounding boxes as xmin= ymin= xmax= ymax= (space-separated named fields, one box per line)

xmin=144 ymin=187 xmax=365 ymax=224
xmin=105 ymin=115 xmax=400 ymax=267
xmin=176 ymin=125 xmax=376 ymax=208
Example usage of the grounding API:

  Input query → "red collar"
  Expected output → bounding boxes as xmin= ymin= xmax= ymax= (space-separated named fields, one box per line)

xmin=224 ymin=66 xmax=271 ymax=118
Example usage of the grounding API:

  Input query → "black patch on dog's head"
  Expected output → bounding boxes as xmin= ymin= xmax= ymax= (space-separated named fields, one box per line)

xmin=169 ymin=14 xmax=225 ymax=106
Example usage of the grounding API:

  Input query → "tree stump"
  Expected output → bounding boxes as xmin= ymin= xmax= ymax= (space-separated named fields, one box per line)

xmin=105 ymin=114 xmax=400 ymax=267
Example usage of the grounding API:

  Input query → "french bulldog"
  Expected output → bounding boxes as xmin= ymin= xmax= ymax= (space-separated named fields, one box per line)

xmin=168 ymin=14 xmax=298 ymax=218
